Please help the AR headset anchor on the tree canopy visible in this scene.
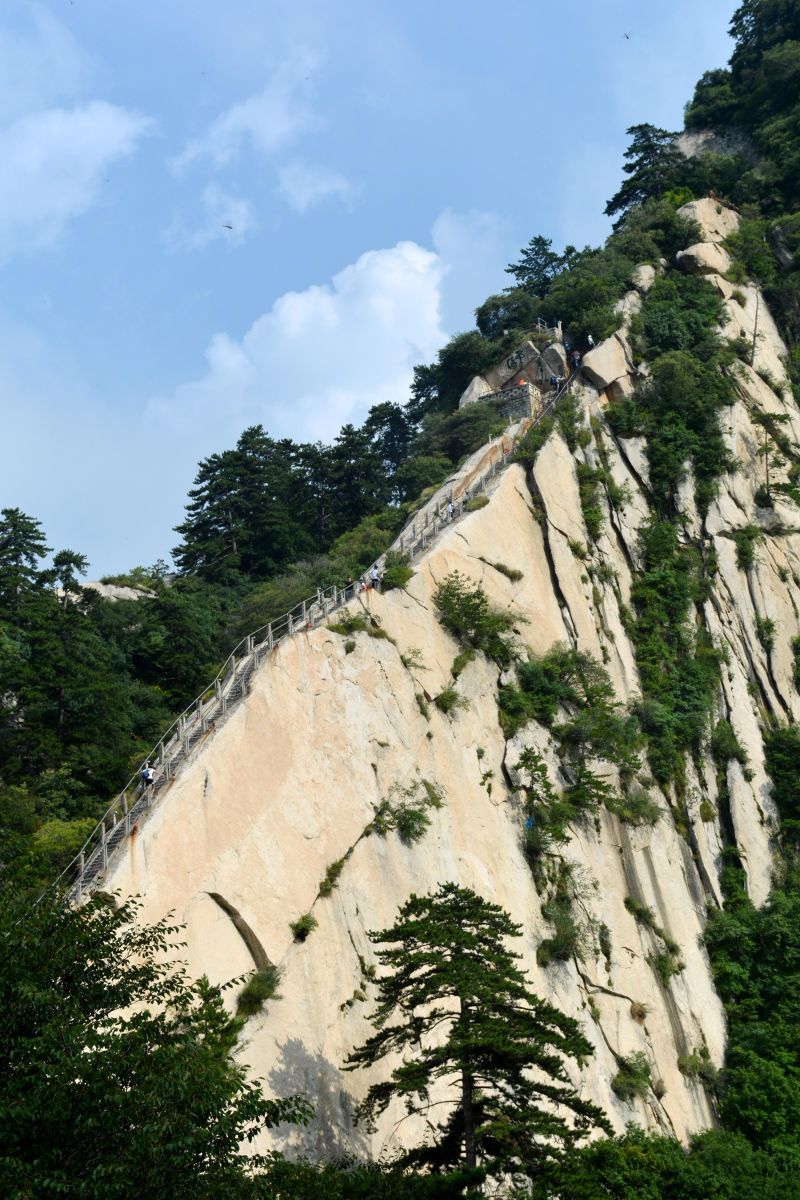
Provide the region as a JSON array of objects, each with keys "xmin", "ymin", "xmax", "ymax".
[{"xmin": 345, "ymin": 883, "xmax": 609, "ymax": 1173}]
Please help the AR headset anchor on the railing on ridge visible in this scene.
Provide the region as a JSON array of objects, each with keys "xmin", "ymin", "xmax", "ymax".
[{"xmin": 54, "ymin": 369, "xmax": 578, "ymax": 902}]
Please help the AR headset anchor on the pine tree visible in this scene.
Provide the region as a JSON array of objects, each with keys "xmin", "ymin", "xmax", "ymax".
[
  {"xmin": 345, "ymin": 883, "xmax": 609, "ymax": 1174},
  {"xmin": 604, "ymin": 125, "xmax": 685, "ymax": 222}
]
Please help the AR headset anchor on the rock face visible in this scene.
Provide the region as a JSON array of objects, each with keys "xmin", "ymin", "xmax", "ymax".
[
  {"xmin": 677, "ymin": 242, "xmax": 732, "ymax": 276},
  {"xmin": 678, "ymin": 197, "xmax": 740, "ymax": 243},
  {"xmin": 458, "ymin": 374, "xmax": 493, "ymax": 408},
  {"xmin": 582, "ymin": 331, "xmax": 635, "ymax": 393},
  {"xmin": 103, "ymin": 201, "xmax": 799, "ymax": 1164}
]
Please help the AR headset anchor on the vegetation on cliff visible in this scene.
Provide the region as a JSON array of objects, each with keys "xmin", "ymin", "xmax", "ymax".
[{"xmin": 4, "ymin": 1, "xmax": 800, "ymax": 1195}]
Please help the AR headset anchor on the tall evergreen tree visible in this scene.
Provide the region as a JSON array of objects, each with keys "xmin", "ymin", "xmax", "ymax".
[
  {"xmin": 345, "ymin": 883, "xmax": 609, "ymax": 1174},
  {"xmin": 604, "ymin": 125, "xmax": 685, "ymax": 222}
]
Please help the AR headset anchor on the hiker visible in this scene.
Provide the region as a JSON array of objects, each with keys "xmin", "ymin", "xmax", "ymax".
[
  {"xmin": 564, "ymin": 339, "xmax": 572, "ymax": 358},
  {"xmin": 370, "ymin": 565, "xmax": 381, "ymax": 592},
  {"xmin": 550, "ymin": 373, "xmax": 559, "ymax": 391},
  {"xmin": 447, "ymin": 499, "xmax": 455, "ymax": 521},
  {"xmin": 571, "ymin": 349, "xmax": 582, "ymax": 371},
  {"xmin": 344, "ymin": 575, "xmax": 354, "ymax": 600},
  {"xmin": 587, "ymin": 333, "xmax": 595, "ymax": 349},
  {"xmin": 141, "ymin": 762, "xmax": 154, "ymax": 791}
]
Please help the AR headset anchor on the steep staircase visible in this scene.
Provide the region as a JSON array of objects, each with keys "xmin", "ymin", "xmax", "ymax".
[{"xmin": 53, "ymin": 365, "xmax": 578, "ymax": 902}]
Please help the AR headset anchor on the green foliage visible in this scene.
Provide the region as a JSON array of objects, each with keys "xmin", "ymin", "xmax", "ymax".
[
  {"xmin": 319, "ymin": 857, "xmax": 347, "ymax": 898},
  {"xmin": 608, "ymin": 349, "xmax": 735, "ymax": 515},
  {"xmin": 290, "ymin": 912, "xmax": 318, "ymax": 942},
  {"xmin": 649, "ymin": 948, "xmax": 685, "ymax": 988},
  {"xmin": 434, "ymin": 687, "xmax": 470, "ymax": 716},
  {"xmin": 345, "ymin": 883, "xmax": 609, "ymax": 1172},
  {"xmin": 382, "ymin": 551, "xmax": 414, "ymax": 591},
  {"xmin": 369, "ymin": 779, "xmax": 444, "ymax": 846},
  {"xmin": 0, "ymin": 890, "xmax": 310, "ymax": 1198},
  {"xmin": 575, "ymin": 464, "xmax": 605, "ymax": 542},
  {"xmin": 513, "ymin": 416, "xmax": 554, "ymax": 468},
  {"xmin": 480, "ymin": 558, "xmax": 523, "ymax": 582},
  {"xmin": 533, "ymin": 1125, "xmax": 799, "ymax": 1200},
  {"xmin": 433, "ymin": 572, "xmax": 518, "ymax": 666},
  {"xmin": 732, "ymin": 524, "xmax": 763, "ymax": 569},
  {"xmin": 627, "ymin": 519, "xmax": 722, "ymax": 783},
  {"xmin": 710, "ymin": 719, "xmax": 750, "ymax": 768},
  {"xmin": 605, "ymin": 124, "xmax": 687, "ymax": 222},
  {"xmin": 611, "ymin": 1051, "xmax": 652, "ymax": 1101},
  {"xmin": 450, "ymin": 649, "xmax": 476, "ymax": 679},
  {"xmin": 463, "ymin": 495, "xmax": 489, "ymax": 512},
  {"xmin": 236, "ymin": 964, "xmax": 282, "ymax": 1017}
]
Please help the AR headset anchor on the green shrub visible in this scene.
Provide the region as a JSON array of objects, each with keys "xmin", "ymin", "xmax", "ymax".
[
  {"xmin": 649, "ymin": 948, "xmax": 685, "ymax": 987},
  {"xmin": 576, "ymin": 464, "xmax": 605, "ymax": 542},
  {"xmin": 344, "ymin": 639, "xmax": 356, "ymax": 654},
  {"xmin": 625, "ymin": 895, "xmax": 658, "ymax": 930},
  {"xmin": 236, "ymin": 965, "xmax": 282, "ymax": 1017},
  {"xmin": 710, "ymin": 720, "xmax": 749, "ymax": 767},
  {"xmin": 400, "ymin": 647, "xmax": 426, "ymax": 672},
  {"xmin": 513, "ymin": 416, "xmax": 554, "ymax": 468},
  {"xmin": 319, "ymin": 857, "xmax": 347, "ymax": 898},
  {"xmin": 370, "ymin": 778, "xmax": 444, "ymax": 846},
  {"xmin": 329, "ymin": 614, "xmax": 369, "ymax": 636},
  {"xmin": 415, "ymin": 693, "xmax": 431, "ymax": 720},
  {"xmin": 451, "ymin": 649, "xmax": 476, "ymax": 679},
  {"xmin": 481, "ymin": 558, "xmax": 524, "ymax": 582},
  {"xmin": 381, "ymin": 550, "xmax": 414, "ymax": 591},
  {"xmin": 753, "ymin": 484, "xmax": 773, "ymax": 508},
  {"xmin": 433, "ymin": 571, "xmax": 518, "ymax": 666},
  {"xmin": 606, "ymin": 787, "xmax": 660, "ymax": 826},
  {"xmin": 699, "ymin": 799, "xmax": 716, "ymax": 822},
  {"xmin": 732, "ymin": 525, "xmax": 763, "ymax": 570},
  {"xmin": 612, "ymin": 1052, "xmax": 652, "ymax": 1102},
  {"xmin": 464, "ymin": 495, "xmax": 490, "ymax": 512},
  {"xmin": 678, "ymin": 1047, "xmax": 719, "ymax": 1090},
  {"xmin": 434, "ymin": 687, "xmax": 469, "ymax": 715},
  {"xmin": 290, "ymin": 912, "xmax": 318, "ymax": 942},
  {"xmin": 755, "ymin": 615, "xmax": 776, "ymax": 652}
]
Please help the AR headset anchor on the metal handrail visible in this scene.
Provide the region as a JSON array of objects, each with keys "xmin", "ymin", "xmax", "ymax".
[{"xmin": 52, "ymin": 370, "xmax": 578, "ymax": 900}]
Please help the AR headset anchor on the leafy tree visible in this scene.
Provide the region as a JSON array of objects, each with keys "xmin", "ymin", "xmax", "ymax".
[
  {"xmin": 605, "ymin": 125, "xmax": 685, "ymax": 222},
  {"xmin": 0, "ymin": 888, "xmax": 310, "ymax": 1199},
  {"xmin": 345, "ymin": 882, "xmax": 608, "ymax": 1173},
  {"xmin": 474, "ymin": 289, "xmax": 539, "ymax": 340}
]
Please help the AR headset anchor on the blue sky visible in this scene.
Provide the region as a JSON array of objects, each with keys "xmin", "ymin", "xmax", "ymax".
[{"xmin": 1, "ymin": 0, "xmax": 738, "ymax": 575}]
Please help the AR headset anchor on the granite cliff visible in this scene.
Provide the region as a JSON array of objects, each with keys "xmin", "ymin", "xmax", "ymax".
[{"xmin": 103, "ymin": 199, "xmax": 799, "ymax": 1159}]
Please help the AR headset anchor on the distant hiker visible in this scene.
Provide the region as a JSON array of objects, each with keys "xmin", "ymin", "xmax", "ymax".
[
  {"xmin": 571, "ymin": 349, "xmax": 582, "ymax": 370},
  {"xmin": 556, "ymin": 373, "xmax": 565, "ymax": 390},
  {"xmin": 370, "ymin": 565, "xmax": 381, "ymax": 591},
  {"xmin": 141, "ymin": 763, "xmax": 155, "ymax": 791},
  {"xmin": 344, "ymin": 575, "xmax": 354, "ymax": 600},
  {"xmin": 447, "ymin": 499, "xmax": 455, "ymax": 521},
  {"xmin": 587, "ymin": 334, "xmax": 595, "ymax": 348},
  {"xmin": 564, "ymin": 339, "xmax": 572, "ymax": 357},
  {"xmin": 550, "ymin": 373, "xmax": 559, "ymax": 391}
]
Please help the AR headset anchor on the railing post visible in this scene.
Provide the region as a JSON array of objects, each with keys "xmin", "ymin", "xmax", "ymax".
[
  {"xmin": 301, "ymin": 601, "xmax": 306, "ymax": 624},
  {"xmin": 268, "ymin": 623, "xmax": 274, "ymax": 650},
  {"xmin": 123, "ymin": 796, "xmax": 130, "ymax": 836},
  {"xmin": 332, "ymin": 585, "xmax": 338, "ymax": 607},
  {"xmin": 215, "ymin": 679, "xmax": 222, "ymax": 701},
  {"xmin": 101, "ymin": 822, "xmax": 108, "ymax": 871},
  {"xmin": 288, "ymin": 614, "xmax": 294, "ymax": 636},
  {"xmin": 78, "ymin": 851, "xmax": 85, "ymax": 892},
  {"xmin": 246, "ymin": 635, "xmax": 254, "ymax": 654}
]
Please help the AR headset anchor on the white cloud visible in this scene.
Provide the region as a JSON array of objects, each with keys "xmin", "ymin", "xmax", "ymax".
[
  {"xmin": 166, "ymin": 184, "xmax": 257, "ymax": 250},
  {"xmin": 0, "ymin": 100, "xmax": 152, "ymax": 258},
  {"xmin": 0, "ymin": 4, "xmax": 88, "ymax": 121},
  {"xmin": 277, "ymin": 159, "xmax": 357, "ymax": 213},
  {"xmin": 173, "ymin": 51, "xmax": 319, "ymax": 172},
  {"xmin": 149, "ymin": 238, "xmax": 447, "ymax": 443}
]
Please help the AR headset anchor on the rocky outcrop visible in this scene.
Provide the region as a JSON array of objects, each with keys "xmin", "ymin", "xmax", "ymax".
[
  {"xmin": 458, "ymin": 374, "xmax": 493, "ymax": 408},
  {"xmin": 678, "ymin": 197, "xmax": 740, "ymax": 243},
  {"xmin": 582, "ymin": 331, "xmax": 636, "ymax": 393},
  {"xmin": 677, "ymin": 242, "xmax": 732, "ymax": 276}
]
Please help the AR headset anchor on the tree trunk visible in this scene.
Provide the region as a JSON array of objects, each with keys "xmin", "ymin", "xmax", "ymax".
[{"xmin": 462, "ymin": 1067, "xmax": 476, "ymax": 1169}]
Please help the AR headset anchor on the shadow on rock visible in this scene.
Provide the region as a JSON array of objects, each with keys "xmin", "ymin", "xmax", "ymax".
[{"xmin": 268, "ymin": 1037, "xmax": 370, "ymax": 1160}]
